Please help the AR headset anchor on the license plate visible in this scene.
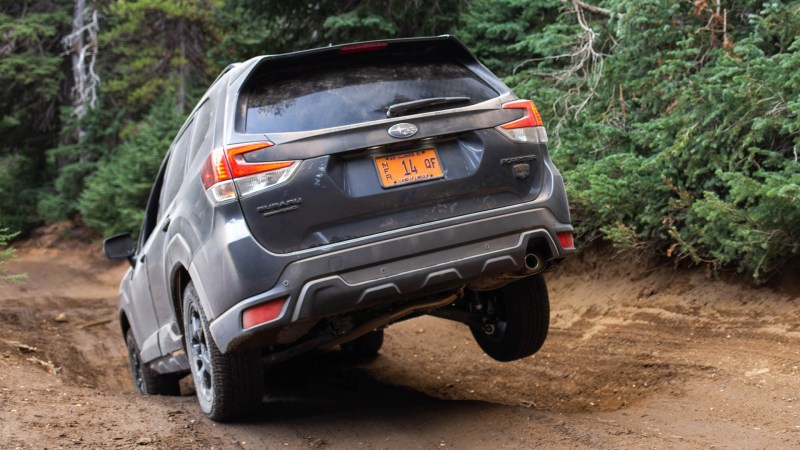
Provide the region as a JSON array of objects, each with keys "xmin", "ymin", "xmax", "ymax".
[{"xmin": 374, "ymin": 148, "xmax": 444, "ymax": 188}]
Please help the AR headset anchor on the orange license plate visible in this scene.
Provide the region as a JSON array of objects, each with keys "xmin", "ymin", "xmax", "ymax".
[{"xmin": 374, "ymin": 149, "xmax": 444, "ymax": 188}]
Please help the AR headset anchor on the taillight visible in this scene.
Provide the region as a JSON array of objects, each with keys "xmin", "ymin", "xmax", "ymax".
[
  {"xmin": 201, "ymin": 141, "xmax": 298, "ymax": 203},
  {"xmin": 226, "ymin": 142, "xmax": 294, "ymax": 177},
  {"xmin": 497, "ymin": 99, "xmax": 548, "ymax": 144},
  {"xmin": 557, "ymin": 231, "xmax": 575, "ymax": 250},
  {"xmin": 201, "ymin": 147, "xmax": 237, "ymax": 203},
  {"xmin": 242, "ymin": 297, "xmax": 287, "ymax": 330}
]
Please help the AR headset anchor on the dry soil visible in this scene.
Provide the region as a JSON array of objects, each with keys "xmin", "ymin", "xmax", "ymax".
[{"xmin": 1, "ymin": 238, "xmax": 798, "ymax": 449}]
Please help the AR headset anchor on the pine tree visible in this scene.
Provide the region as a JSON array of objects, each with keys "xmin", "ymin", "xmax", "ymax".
[
  {"xmin": 0, "ymin": 0, "xmax": 73, "ymax": 232},
  {"xmin": 78, "ymin": 95, "xmax": 183, "ymax": 236},
  {"xmin": 0, "ymin": 228, "xmax": 25, "ymax": 283},
  {"xmin": 102, "ymin": 0, "xmax": 220, "ymax": 116}
]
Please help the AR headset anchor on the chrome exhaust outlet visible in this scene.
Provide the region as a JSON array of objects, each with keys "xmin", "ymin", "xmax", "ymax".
[{"xmin": 524, "ymin": 253, "xmax": 545, "ymax": 274}]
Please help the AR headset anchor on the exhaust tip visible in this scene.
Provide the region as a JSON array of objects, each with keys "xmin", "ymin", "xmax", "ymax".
[{"xmin": 524, "ymin": 253, "xmax": 544, "ymax": 273}]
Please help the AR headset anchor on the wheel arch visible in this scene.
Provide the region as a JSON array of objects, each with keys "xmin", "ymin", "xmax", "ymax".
[
  {"xmin": 172, "ymin": 265, "xmax": 192, "ymax": 337},
  {"xmin": 120, "ymin": 309, "xmax": 131, "ymax": 338},
  {"xmin": 164, "ymin": 232, "xmax": 194, "ymax": 337}
]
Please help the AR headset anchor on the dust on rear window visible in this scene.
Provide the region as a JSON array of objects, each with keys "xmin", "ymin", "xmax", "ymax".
[{"xmin": 242, "ymin": 56, "xmax": 499, "ymax": 134}]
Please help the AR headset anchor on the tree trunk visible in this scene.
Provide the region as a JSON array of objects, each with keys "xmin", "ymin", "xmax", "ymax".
[{"xmin": 70, "ymin": 0, "xmax": 86, "ymax": 143}]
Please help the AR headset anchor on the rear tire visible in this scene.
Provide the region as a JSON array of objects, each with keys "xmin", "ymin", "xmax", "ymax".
[
  {"xmin": 470, "ymin": 275, "xmax": 550, "ymax": 362},
  {"xmin": 340, "ymin": 329, "xmax": 384, "ymax": 360},
  {"xmin": 125, "ymin": 329, "xmax": 180, "ymax": 395},
  {"xmin": 183, "ymin": 282, "xmax": 263, "ymax": 421}
]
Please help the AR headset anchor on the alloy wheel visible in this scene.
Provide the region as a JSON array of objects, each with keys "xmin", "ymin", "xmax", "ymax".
[{"xmin": 188, "ymin": 303, "xmax": 214, "ymax": 403}]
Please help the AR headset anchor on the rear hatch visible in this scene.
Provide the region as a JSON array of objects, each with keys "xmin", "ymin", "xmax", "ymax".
[{"xmin": 231, "ymin": 37, "xmax": 547, "ymax": 254}]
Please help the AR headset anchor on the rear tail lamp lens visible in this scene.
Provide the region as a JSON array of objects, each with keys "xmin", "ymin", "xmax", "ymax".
[
  {"xmin": 236, "ymin": 164, "xmax": 298, "ymax": 198},
  {"xmin": 201, "ymin": 148, "xmax": 237, "ymax": 203},
  {"xmin": 557, "ymin": 231, "xmax": 575, "ymax": 250},
  {"xmin": 497, "ymin": 100, "xmax": 547, "ymax": 144},
  {"xmin": 201, "ymin": 141, "xmax": 298, "ymax": 203},
  {"xmin": 242, "ymin": 297, "xmax": 287, "ymax": 330},
  {"xmin": 501, "ymin": 100, "xmax": 543, "ymax": 128},
  {"xmin": 499, "ymin": 127, "xmax": 539, "ymax": 144},
  {"xmin": 225, "ymin": 142, "xmax": 293, "ymax": 177},
  {"xmin": 201, "ymin": 147, "xmax": 231, "ymax": 190}
]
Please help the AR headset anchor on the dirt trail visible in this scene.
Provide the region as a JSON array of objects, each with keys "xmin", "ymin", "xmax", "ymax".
[{"xmin": 1, "ymin": 240, "xmax": 799, "ymax": 449}]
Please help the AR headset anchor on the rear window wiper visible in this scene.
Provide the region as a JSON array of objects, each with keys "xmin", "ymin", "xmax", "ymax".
[{"xmin": 386, "ymin": 96, "xmax": 471, "ymax": 118}]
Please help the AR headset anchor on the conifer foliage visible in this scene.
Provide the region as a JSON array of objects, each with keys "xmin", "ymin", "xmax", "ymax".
[
  {"xmin": 462, "ymin": 0, "xmax": 800, "ymax": 280},
  {"xmin": 0, "ymin": 0, "xmax": 797, "ymax": 280}
]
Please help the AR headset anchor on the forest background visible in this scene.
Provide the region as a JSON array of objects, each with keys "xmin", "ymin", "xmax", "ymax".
[{"xmin": 0, "ymin": 0, "xmax": 798, "ymax": 282}]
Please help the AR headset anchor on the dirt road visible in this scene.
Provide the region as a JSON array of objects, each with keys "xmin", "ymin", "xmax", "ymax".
[{"xmin": 1, "ymin": 240, "xmax": 798, "ymax": 449}]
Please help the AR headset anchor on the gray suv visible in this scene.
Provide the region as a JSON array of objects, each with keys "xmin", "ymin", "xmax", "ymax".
[{"xmin": 104, "ymin": 36, "xmax": 574, "ymax": 421}]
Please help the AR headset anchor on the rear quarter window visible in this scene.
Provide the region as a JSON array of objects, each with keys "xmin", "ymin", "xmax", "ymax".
[{"xmin": 241, "ymin": 56, "xmax": 499, "ymax": 134}]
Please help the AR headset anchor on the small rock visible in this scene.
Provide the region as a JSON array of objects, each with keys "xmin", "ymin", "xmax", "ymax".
[
  {"xmin": 15, "ymin": 343, "xmax": 37, "ymax": 353},
  {"xmin": 306, "ymin": 437, "xmax": 328, "ymax": 448},
  {"xmin": 745, "ymin": 368, "xmax": 769, "ymax": 377},
  {"xmin": 54, "ymin": 313, "xmax": 68, "ymax": 323}
]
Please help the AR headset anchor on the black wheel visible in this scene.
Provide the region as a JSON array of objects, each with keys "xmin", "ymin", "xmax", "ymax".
[
  {"xmin": 340, "ymin": 329, "xmax": 384, "ymax": 360},
  {"xmin": 125, "ymin": 328, "xmax": 180, "ymax": 395},
  {"xmin": 470, "ymin": 275, "xmax": 550, "ymax": 362},
  {"xmin": 183, "ymin": 282, "xmax": 263, "ymax": 421}
]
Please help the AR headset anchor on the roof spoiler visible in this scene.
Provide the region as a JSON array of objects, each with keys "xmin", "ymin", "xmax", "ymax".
[{"xmin": 246, "ymin": 35, "xmax": 481, "ymax": 76}]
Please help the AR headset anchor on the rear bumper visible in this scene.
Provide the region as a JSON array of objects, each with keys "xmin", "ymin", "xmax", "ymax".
[{"xmin": 208, "ymin": 206, "xmax": 573, "ymax": 353}]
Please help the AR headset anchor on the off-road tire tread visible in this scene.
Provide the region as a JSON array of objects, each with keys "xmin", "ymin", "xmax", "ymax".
[
  {"xmin": 125, "ymin": 329, "xmax": 180, "ymax": 396},
  {"xmin": 471, "ymin": 275, "xmax": 550, "ymax": 362},
  {"xmin": 340, "ymin": 329, "xmax": 384, "ymax": 359},
  {"xmin": 183, "ymin": 282, "xmax": 263, "ymax": 421}
]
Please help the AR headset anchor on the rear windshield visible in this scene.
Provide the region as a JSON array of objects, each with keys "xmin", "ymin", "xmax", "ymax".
[{"xmin": 241, "ymin": 54, "xmax": 499, "ymax": 134}]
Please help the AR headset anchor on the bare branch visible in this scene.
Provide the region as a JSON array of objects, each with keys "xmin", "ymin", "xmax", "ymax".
[
  {"xmin": 518, "ymin": 1, "xmax": 622, "ymax": 145},
  {"xmin": 0, "ymin": 31, "xmax": 15, "ymax": 58},
  {"xmin": 572, "ymin": 0, "xmax": 623, "ymax": 19}
]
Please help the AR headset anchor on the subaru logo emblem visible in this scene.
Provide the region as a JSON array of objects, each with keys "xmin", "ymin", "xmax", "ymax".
[{"xmin": 388, "ymin": 123, "xmax": 418, "ymax": 139}]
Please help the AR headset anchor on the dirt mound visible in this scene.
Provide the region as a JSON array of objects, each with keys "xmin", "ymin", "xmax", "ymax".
[{"xmin": 0, "ymin": 238, "xmax": 131, "ymax": 394}]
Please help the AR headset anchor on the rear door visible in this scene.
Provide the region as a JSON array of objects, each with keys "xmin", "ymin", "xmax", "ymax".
[
  {"xmin": 127, "ymin": 159, "xmax": 169, "ymax": 362},
  {"xmin": 146, "ymin": 119, "xmax": 193, "ymax": 355}
]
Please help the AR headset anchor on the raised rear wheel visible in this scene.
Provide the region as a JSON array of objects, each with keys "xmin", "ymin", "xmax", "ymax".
[{"xmin": 470, "ymin": 275, "xmax": 550, "ymax": 362}]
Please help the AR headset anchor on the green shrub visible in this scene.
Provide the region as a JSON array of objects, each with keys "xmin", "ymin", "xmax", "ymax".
[
  {"xmin": 463, "ymin": 0, "xmax": 800, "ymax": 280},
  {"xmin": 79, "ymin": 97, "xmax": 183, "ymax": 237},
  {"xmin": 39, "ymin": 98, "xmax": 123, "ymax": 222},
  {"xmin": 0, "ymin": 154, "xmax": 42, "ymax": 233},
  {"xmin": 0, "ymin": 228, "xmax": 25, "ymax": 283}
]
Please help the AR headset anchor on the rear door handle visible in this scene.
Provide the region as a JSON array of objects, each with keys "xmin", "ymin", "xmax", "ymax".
[{"xmin": 161, "ymin": 217, "xmax": 171, "ymax": 232}]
